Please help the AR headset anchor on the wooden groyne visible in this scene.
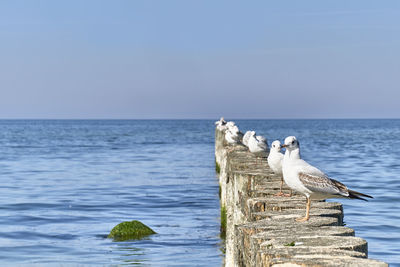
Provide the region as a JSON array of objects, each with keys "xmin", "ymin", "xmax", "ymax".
[{"xmin": 215, "ymin": 128, "xmax": 387, "ymax": 267}]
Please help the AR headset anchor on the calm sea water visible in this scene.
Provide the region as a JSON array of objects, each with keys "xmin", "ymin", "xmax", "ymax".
[
  {"xmin": 0, "ymin": 120, "xmax": 221, "ymax": 266},
  {"xmin": 0, "ymin": 119, "xmax": 398, "ymax": 266},
  {"xmin": 238, "ymin": 119, "xmax": 400, "ymax": 266}
]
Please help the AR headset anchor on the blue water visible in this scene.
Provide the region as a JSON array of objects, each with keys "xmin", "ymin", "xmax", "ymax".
[
  {"xmin": 0, "ymin": 120, "xmax": 221, "ymax": 266},
  {"xmin": 237, "ymin": 119, "xmax": 400, "ymax": 266},
  {"xmin": 0, "ymin": 119, "xmax": 398, "ymax": 265}
]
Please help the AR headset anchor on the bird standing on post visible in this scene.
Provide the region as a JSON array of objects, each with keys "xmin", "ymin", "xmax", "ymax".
[
  {"xmin": 281, "ymin": 136, "xmax": 372, "ymax": 222},
  {"xmin": 242, "ymin": 131, "xmax": 252, "ymax": 147},
  {"xmin": 224, "ymin": 122, "xmax": 243, "ymax": 151},
  {"xmin": 248, "ymin": 131, "xmax": 268, "ymax": 165},
  {"xmin": 268, "ymin": 140, "xmax": 292, "ymax": 197}
]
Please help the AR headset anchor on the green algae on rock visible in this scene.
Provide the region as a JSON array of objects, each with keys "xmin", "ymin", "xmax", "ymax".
[
  {"xmin": 284, "ymin": 241, "xmax": 296, "ymax": 247},
  {"xmin": 215, "ymin": 160, "xmax": 221, "ymax": 174},
  {"xmin": 108, "ymin": 220, "xmax": 156, "ymax": 241},
  {"xmin": 220, "ymin": 205, "xmax": 227, "ymax": 239}
]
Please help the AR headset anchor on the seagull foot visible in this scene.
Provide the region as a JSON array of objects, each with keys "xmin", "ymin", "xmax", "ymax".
[
  {"xmin": 274, "ymin": 191, "xmax": 291, "ymax": 197},
  {"xmin": 295, "ymin": 216, "xmax": 310, "ymax": 222}
]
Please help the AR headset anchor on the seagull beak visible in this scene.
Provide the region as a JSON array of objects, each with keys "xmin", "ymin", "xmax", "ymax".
[{"xmin": 281, "ymin": 144, "xmax": 287, "ymax": 148}]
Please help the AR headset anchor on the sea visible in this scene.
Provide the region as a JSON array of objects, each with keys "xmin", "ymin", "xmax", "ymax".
[{"xmin": 0, "ymin": 119, "xmax": 398, "ymax": 266}]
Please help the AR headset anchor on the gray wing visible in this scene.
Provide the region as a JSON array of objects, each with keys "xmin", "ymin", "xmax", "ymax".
[
  {"xmin": 298, "ymin": 172, "xmax": 349, "ymax": 197},
  {"xmin": 259, "ymin": 141, "xmax": 268, "ymax": 151},
  {"xmin": 256, "ymin": 136, "xmax": 268, "ymax": 151}
]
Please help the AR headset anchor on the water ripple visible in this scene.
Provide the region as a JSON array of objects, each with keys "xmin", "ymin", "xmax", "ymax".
[{"xmin": 0, "ymin": 119, "xmax": 397, "ymax": 265}]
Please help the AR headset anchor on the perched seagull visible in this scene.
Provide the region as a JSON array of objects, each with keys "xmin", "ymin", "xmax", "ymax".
[
  {"xmin": 225, "ymin": 129, "xmax": 240, "ymax": 145},
  {"xmin": 226, "ymin": 121, "xmax": 236, "ymax": 129},
  {"xmin": 224, "ymin": 124, "xmax": 243, "ymax": 152},
  {"xmin": 215, "ymin": 117, "xmax": 227, "ymax": 131},
  {"xmin": 268, "ymin": 140, "xmax": 292, "ymax": 197},
  {"xmin": 242, "ymin": 131, "xmax": 252, "ymax": 147},
  {"xmin": 248, "ymin": 131, "xmax": 269, "ymax": 164},
  {"xmin": 215, "ymin": 117, "xmax": 226, "ymax": 126},
  {"xmin": 281, "ymin": 136, "xmax": 372, "ymax": 222},
  {"xmin": 256, "ymin": 134, "xmax": 267, "ymax": 144}
]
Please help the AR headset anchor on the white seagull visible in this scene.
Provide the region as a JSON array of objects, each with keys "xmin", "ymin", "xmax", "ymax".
[
  {"xmin": 268, "ymin": 140, "xmax": 292, "ymax": 197},
  {"xmin": 242, "ymin": 131, "xmax": 252, "ymax": 147},
  {"xmin": 215, "ymin": 117, "xmax": 227, "ymax": 131},
  {"xmin": 225, "ymin": 129, "xmax": 240, "ymax": 145},
  {"xmin": 226, "ymin": 121, "xmax": 236, "ymax": 129},
  {"xmin": 248, "ymin": 131, "xmax": 269, "ymax": 164},
  {"xmin": 224, "ymin": 124, "xmax": 243, "ymax": 151},
  {"xmin": 281, "ymin": 136, "xmax": 372, "ymax": 222},
  {"xmin": 215, "ymin": 117, "xmax": 226, "ymax": 126}
]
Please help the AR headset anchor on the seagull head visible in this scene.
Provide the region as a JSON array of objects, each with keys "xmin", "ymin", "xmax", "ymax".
[
  {"xmin": 226, "ymin": 121, "xmax": 235, "ymax": 128},
  {"xmin": 282, "ymin": 136, "xmax": 299, "ymax": 151},
  {"xmin": 271, "ymin": 140, "xmax": 282, "ymax": 151}
]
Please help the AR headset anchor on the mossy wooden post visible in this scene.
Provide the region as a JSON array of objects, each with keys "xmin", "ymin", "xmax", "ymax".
[{"xmin": 108, "ymin": 220, "xmax": 156, "ymax": 241}]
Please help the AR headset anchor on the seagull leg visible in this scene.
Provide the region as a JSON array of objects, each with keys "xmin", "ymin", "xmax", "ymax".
[
  {"xmin": 282, "ymin": 188, "xmax": 293, "ymax": 197},
  {"xmin": 253, "ymin": 157, "xmax": 259, "ymax": 166},
  {"xmin": 275, "ymin": 178, "xmax": 292, "ymax": 197},
  {"xmin": 286, "ymin": 189, "xmax": 293, "ymax": 197},
  {"xmin": 226, "ymin": 147, "xmax": 235, "ymax": 153},
  {"xmin": 274, "ymin": 178, "xmax": 285, "ymax": 196},
  {"xmin": 296, "ymin": 197, "xmax": 311, "ymax": 222}
]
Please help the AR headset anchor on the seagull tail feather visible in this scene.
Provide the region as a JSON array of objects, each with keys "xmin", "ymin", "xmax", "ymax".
[{"xmin": 348, "ymin": 189, "xmax": 373, "ymax": 201}]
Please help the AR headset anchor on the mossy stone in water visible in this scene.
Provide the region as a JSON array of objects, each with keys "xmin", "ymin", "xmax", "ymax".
[{"xmin": 108, "ymin": 220, "xmax": 156, "ymax": 241}]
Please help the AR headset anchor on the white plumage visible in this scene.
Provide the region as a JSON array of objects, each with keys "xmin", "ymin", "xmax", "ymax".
[
  {"xmin": 242, "ymin": 131, "xmax": 252, "ymax": 147},
  {"xmin": 248, "ymin": 132, "xmax": 268, "ymax": 154},
  {"xmin": 268, "ymin": 140, "xmax": 291, "ymax": 196},
  {"xmin": 225, "ymin": 129, "xmax": 240, "ymax": 144},
  {"xmin": 248, "ymin": 132, "xmax": 268, "ymax": 165},
  {"xmin": 267, "ymin": 140, "xmax": 283, "ymax": 174},
  {"xmin": 224, "ymin": 122, "xmax": 241, "ymax": 145},
  {"xmin": 282, "ymin": 136, "xmax": 372, "ymax": 222},
  {"xmin": 215, "ymin": 117, "xmax": 227, "ymax": 131}
]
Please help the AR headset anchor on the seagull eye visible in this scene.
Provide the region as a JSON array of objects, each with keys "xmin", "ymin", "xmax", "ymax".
[{"xmin": 291, "ymin": 140, "xmax": 295, "ymax": 144}]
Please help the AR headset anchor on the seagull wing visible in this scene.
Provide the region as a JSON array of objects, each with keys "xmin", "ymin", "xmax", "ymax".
[
  {"xmin": 256, "ymin": 136, "xmax": 268, "ymax": 150},
  {"xmin": 259, "ymin": 141, "xmax": 268, "ymax": 151},
  {"xmin": 298, "ymin": 172, "xmax": 349, "ymax": 197}
]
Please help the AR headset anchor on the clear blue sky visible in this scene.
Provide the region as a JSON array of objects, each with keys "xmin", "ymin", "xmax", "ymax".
[{"xmin": 1, "ymin": 1, "xmax": 399, "ymax": 119}]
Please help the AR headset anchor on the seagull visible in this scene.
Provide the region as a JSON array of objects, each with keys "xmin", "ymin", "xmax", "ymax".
[
  {"xmin": 248, "ymin": 131, "xmax": 268, "ymax": 165},
  {"xmin": 268, "ymin": 140, "xmax": 292, "ymax": 197},
  {"xmin": 215, "ymin": 117, "xmax": 227, "ymax": 131},
  {"xmin": 215, "ymin": 117, "xmax": 226, "ymax": 126},
  {"xmin": 224, "ymin": 123, "xmax": 243, "ymax": 153},
  {"xmin": 281, "ymin": 136, "xmax": 372, "ymax": 222},
  {"xmin": 226, "ymin": 121, "xmax": 236, "ymax": 129},
  {"xmin": 242, "ymin": 131, "xmax": 252, "ymax": 147},
  {"xmin": 225, "ymin": 128, "xmax": 240, "ymax": 145}
]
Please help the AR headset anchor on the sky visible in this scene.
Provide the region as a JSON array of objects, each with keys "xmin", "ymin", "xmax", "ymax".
[{"xmin": 0, "ymin": 1, "xmax": 399, "ymax": 119}]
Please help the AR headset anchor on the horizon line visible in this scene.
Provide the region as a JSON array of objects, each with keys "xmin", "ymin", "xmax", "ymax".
[{"xmin": 0, "ymin": 117, "xmax": 399, "ymax": 120}]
